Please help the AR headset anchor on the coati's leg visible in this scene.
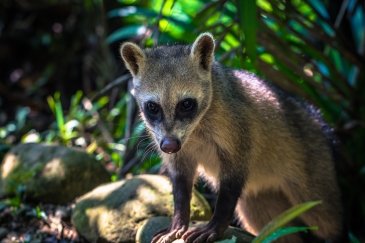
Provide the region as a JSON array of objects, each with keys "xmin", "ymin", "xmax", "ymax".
[
  {"xmin": 151, "ymin": 157, "xmax": 196, "ymax": 243},
  {"xmin": 182, "ymin": 177, "xmax": 244, "ymax": 243},
  {"xmin": 236, "ymin": 189, "xmax": 304, "ymax": 243}
]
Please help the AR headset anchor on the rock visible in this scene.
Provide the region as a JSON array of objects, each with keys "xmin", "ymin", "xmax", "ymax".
[
  {"xmin": 72, "ymin": 174, "xmax": 212, "ymax": 243},
  {"xmin": 136, "ymin": 216, "xmax": 171, "ymax": 243},
  {"xmin": 0, "ymin": 143, "xmax": 110, "ymax": 204},
  {"xmin": 136, "ymin": 216, "xmax": 254, "ymax": 243}
]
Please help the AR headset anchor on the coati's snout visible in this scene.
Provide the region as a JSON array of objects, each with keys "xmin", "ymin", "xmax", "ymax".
[{"xmin": 160, "ymin": 137, "xmax": 181, "ymax": 154}]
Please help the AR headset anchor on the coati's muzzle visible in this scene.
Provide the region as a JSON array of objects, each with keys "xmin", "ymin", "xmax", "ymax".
[{"xmin": 160, "ymin": 137, "xmax": 181, "ymax": 154}]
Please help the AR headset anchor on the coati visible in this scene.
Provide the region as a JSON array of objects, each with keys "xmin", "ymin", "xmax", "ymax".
[{"xmin": 120, "ymin": 33, "xmax": 343, "ymax": 243}]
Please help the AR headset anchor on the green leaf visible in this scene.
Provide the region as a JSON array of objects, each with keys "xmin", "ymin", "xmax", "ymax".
[
  {"xmin": 54, "ymin": 94, "xmax": 65, "ymax": 137},
  {"xmin": 195, "ymin": 1, "xmax": 222, "ymax": 26},
  {"xmin": 106, "ymin": 25, "xmax": 146, "ymax": 44},
  {"xmin": 107, "ymin": 6, "xmax": 157, "ymax": 18},
  {"xmin": 349, "ymin": 232, "xmax": 361, "ymax": 243},
  {"xmin": 47, "ymin": 96, "xmax": 55, "ymax": 114},
  {"xmin": 253, "ymin": 201, "xmax": 321, "ymax": 243},
  {"xmin": 262, "ymin": 226, "xmax": 318, "ymax": 243},
  {"xmin": 260, "ymin": 53, "xmax": 275, "ymax": 64},
  {"xmin": 94, "ymin": 96, "xmax": 109, "ymax": 110},
  {"xmin": 307, "ymin": 0, "xmax": 330, "ymax": 19},
  {"xmin": 69, "ymin": 90, "xmax": 83, "ymax": 117},
  {"xmin": 33, "ymin": 206, "xmax": 47, "ymax": 220},
  {"xmin": 236, "ymin": 0, "xmax": 257, "ymax": 65},
  {"xmin": 257, "ymin": 0, "xmax": 272, "ymax": 12}
]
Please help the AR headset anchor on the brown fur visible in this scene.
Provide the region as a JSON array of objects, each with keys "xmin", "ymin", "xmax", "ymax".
[{"xmin": 120, "ymin": 33, "xmax": 343, "ymax": 243}]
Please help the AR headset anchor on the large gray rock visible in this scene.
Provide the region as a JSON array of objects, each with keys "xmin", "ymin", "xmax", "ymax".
[
  {"xmin": 72, "ymin": 174, "xmax": 212, "ymax": 243},
  {"xmin": 136, "ymin": 216, "xmax": 255, "ymax": 243},
  {"xmin": 0, "ymin": 143, "xmax": 110, "ymax": 203}
]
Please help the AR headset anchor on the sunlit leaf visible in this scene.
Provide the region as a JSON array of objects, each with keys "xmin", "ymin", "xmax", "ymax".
[
  {"xmin": 257, "ymin": 0, "xmax": 272, "ymax": 12},
  {"xmin": 260, "ymin": 53, "xmax": 275, "ymax": 64}
]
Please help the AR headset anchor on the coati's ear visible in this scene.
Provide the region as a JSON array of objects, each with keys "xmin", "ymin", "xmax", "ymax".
[
  {"xmin": 120, "ymin": 42, "xmax": 145, "ymax": 77},
  {"xmin": 190, "ymin": 33, "xmax": 215, "ymax": 71}
]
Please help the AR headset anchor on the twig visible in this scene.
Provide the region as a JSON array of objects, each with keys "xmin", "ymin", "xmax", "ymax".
[
  {"xmin": 90, "ymin": 74, "xmax": 130, "ymax": 101},
  {"xmin": 119, "ymin": 156, "xmax": 140, "ymax": 177}
]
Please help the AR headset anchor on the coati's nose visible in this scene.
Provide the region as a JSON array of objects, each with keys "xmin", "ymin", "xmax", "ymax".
[{"xmin": 160, "ymin": 137, "xmax": 181, "ymax": 154}]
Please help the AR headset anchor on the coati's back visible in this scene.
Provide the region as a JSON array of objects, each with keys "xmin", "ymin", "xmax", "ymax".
[
  {"xmin": 120, "ymin": 33, "xmax": 343, "ymax": 243},
  {"xmin": 208, "ymin": 69, "xmax": 343, "ymax": 240}
]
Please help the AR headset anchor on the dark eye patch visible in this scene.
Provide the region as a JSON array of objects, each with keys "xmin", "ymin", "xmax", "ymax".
[
  {"xmin": 175, "ymin": 98, "xmax": 197, "ymax": 120},
  {"xmin": 144, "ymin": 101, "xmax": 163, "ymax": 122}
]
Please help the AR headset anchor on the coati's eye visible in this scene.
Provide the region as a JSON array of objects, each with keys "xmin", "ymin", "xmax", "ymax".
[
  {"xmin": 176, "ymin": 98, "xmax": 197, "ymax": 120},
  {"xmin": 144, "ymin": 101, "xmax": 162, "ymax": 122},
  {"xmin": 180, "ymin": 99, "xmax": 195, "ymax": 112},
  {"xmin": 146, "ymin": 101, "xmax": 160, "ymax": 114}
]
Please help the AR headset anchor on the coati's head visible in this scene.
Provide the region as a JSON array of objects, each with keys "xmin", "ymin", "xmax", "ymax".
[{"xmin": 120, "ymin": 33, "xmax": 215, "ymax": 154}]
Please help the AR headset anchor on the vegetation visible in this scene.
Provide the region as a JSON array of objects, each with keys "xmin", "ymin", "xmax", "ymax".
[{"xmin": 0, "ymin": 0, "xmax": 364, "ymax": 242}]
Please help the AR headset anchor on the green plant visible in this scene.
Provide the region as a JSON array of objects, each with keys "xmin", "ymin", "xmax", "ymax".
[
  {"xmin": 47, "ymin": 92, "xmax": 75, "ymax": 144},
  {"xmin": 42, "ymin": 89, "xmax": 156, "ymax": 177},
  {"xmin": 253, "ymin": 201, "xmax": 320, "ymax": 243}
]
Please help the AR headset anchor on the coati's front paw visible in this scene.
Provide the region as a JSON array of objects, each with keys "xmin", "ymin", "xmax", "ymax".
[
  {"xmin": 182, "ymin": 223, "xmax": 223, "ymax": 243},
  {"xmin": 151, "ymin": 225, "xmax": 188, "ymax": 243}
]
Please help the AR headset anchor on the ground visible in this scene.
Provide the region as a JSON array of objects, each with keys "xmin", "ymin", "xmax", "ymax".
[{"xmin": 0, "ymin": 202, "xmax": 85, "ymax": 243}]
